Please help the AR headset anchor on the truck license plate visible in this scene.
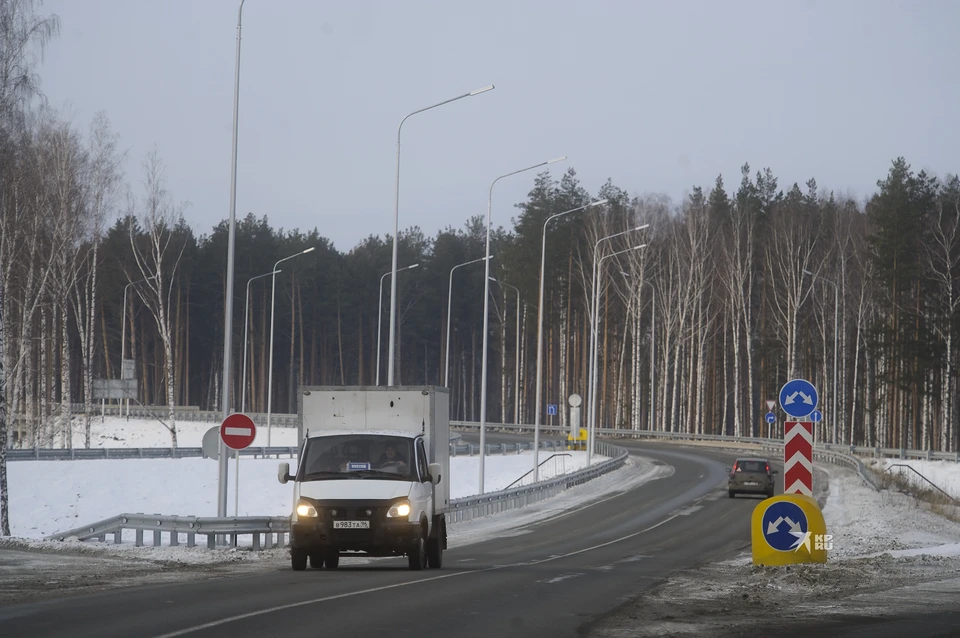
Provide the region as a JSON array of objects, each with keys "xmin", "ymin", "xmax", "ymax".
[{"xmin": 333, "ymin": 521, "xmax": 370, "ymax": 529}]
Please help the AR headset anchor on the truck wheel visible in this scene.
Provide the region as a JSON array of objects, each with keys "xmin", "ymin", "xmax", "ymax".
[
  {"xmin": 427, "ymin": 537, "xmax": 442, "ymax": 569},
  {"xmin": 408, "ymin": 528, "xmax": 427, "ymax": 571},
  {"xmin": 291, "ymin": 548, "xmax": 307, "ymax": 571},
  {"xmin": 309, "ymin": 553, "xmax": 325, "ymax": 569},
  {"xmin": 324, "ymin": 550, "xmax": 340, "ymax": 569}
]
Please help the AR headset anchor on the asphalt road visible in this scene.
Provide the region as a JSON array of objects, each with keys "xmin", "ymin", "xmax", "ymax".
[{"xmin": 1, "ymin": 440, "xmax": 759, "ymax": 638}]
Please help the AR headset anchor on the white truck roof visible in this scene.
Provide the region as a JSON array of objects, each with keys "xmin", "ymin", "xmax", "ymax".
[{"xmin": 305, "ymin": 429, "xmax": 419, "ymax": 440}]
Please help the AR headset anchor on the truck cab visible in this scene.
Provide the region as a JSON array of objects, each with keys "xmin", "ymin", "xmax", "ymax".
[{"xmin": 278, "ymin": 387, "xmax": 449, "ymax": 571}]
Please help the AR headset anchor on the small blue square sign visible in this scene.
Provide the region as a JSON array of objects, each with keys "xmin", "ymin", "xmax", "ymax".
[{"xmin": 547, "ymin": 404, "xmax": 558, "ymax": 416}]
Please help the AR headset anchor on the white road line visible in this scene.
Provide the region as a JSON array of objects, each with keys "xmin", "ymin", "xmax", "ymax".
[
  {"xmin": 538, "ymin": 573, "xmax": 584, "ymax": 584},
  {"xmin": 457, "ymin": 558, "xmax": 476, "ymax": 562},
  {"xmin": 616, "ymin": 554, "xmax": 651, "ymax": 563},
  {"xmin": 153, "ymin": 514, "xmax": 682, "ymax": 637}
]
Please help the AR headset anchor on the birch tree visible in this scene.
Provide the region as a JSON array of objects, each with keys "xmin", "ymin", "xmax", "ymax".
[{"xmin": 127, "ymin": 151, "xmax": 186, "ymax": 449}]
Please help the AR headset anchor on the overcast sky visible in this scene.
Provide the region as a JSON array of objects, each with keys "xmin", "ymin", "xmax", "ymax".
[{"xmin": 43, "ymin": 0, "xmax": 958, "ymax": 251}]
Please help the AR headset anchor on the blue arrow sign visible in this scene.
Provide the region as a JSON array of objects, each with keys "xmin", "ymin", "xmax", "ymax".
[
  {"xmin": 765, "ymin": 412, "xmax": 776, "ymax": 424},
  {"xmin": 810, "ymin": 410, "xmax": 823, "ymax": 423},
  {"xmin": 546, "ymin": 404, "xmax": 558, "ymax": 416},
  {"xmin": 778, "ymin": 378, "xmax": 819, "ymax": 418},
  {"xmin": 761, "ymin": 501, "xmax": 808, "ymax": 552}
]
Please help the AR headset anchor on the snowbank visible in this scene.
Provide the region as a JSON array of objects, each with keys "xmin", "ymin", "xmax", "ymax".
[
  {"xmin": 869, "ymin": 457, "xmax": 960, "ymax": 501},
  {"xmin": 59, "ymin": 416, "xmax": 300, "ymax": 449},
  {"xmin": 7, "ymin": 450, "xmax": 603, "ymax": 539}
]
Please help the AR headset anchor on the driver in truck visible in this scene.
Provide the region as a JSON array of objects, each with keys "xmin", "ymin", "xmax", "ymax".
[{"xmin": 377, "ymin": 443, "xmax": 408, "ymax": 470}]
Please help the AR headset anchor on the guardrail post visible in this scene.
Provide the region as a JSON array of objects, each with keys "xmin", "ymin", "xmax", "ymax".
[
  {"xmin": 153, "ymin": 530, "xmax": 162, "ymax": 547},
  {"xmin": 926, "ymin": 449, "xmax": 932, "ymax": 461},
  {"xmin": 114, "ymin": 531, "xmax": 122, "ymax": 544},
  {"xmin": 900, "ymin": 448, "xmax": 906, "ymax": 459},
  {"xmin": 252, "ymin": 533, "xmax": 261, "ymax": 551},
  {"xmin": 207, "ymin": 534, "xmax": 215, "ymax": 549},
  {"xmin": 187, "ymin": 533, "xmax": 196, "ymax": 548},
  {"xmin": 501, "ymin": 443, "xmax": 506, "ymax": 455},
  {"xmin": 170, "ymin": 531, "xmax": 179, "ymax": 547},
  {"xmin": 135, "ymin": 529, "xmax": 143, "ymax": 547}
]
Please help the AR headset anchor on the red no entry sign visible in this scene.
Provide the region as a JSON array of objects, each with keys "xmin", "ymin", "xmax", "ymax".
[{"xmin": 220, "ymin": 413, "xmax": 257, "ymax": 450}]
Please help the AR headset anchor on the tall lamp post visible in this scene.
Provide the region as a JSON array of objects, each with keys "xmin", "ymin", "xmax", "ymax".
[
  {"xmin": 588, "ymin": 244, "xmax": 647, "ymax": 463},
  {"xmin": 241, "ymin": 270, "xmax": 279, "ymax": 413},
  {"xmin": 639, "ymin": 279, "xmax": 656, "ymax": 432},
  {"xmin": 479, "ymin": 156, "xmax": 566, "ymax": 494},
  {"xmin": 217, "ymin": 0, "xmax": 246, "ymax": 520},
  {"xmin": 445, "ymin": 256, "xmax": 489, "ymax": 387},
  {"xmin": 587, "ymin": 226, "xmax": 649, "ymax": 457},
  {"xmin": 803, "ymin": 269, "xmax": 839, "ymax": 444},
  {"xmin": 489, "ymin": 277, "xmax": 521, "ymax": 424},
  {"xmin": 266, "ymin": 247, "xmax": 315, "ymax": 445},
  {"xmin": 387, "ymin": 84, "xmax": 495, "ymax": 387},
  {"xmin": 533, "ymin": 199, "xmax": 607, "ymax": 479},
  {"xmin": 376, "ymin": 263, "xmax": 420, "ymax": 386},
  {"xmin": 121, "ymin": 275, "xmax": 157, "ymax": 419}
]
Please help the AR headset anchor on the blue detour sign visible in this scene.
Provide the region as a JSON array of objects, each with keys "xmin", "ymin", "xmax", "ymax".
[
  {"xmin": 810, "ymin": 410, "xmax": 823, "ymax": 422},
  {"xmin": 761, "ymin": 501, "xmax": 807, "ymax": 551},
  {"xmin": 765, "ymin": 412, "xmax": 776, "ymax": 424},
  {"xmin": 752, "ymin": 494, "xmax": 828, "ymax": 566},
  {"xmin": 779, "ymin": 378, "xmax": 819, "ymax": 418},
  {"xmin": 546, "ymin": 404, "xmax": 558, "ymax": 416}
]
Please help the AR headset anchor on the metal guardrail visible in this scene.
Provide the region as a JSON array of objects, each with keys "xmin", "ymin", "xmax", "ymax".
[
  {"xmin": 885, "ymin": 464, "xmax": 958, "ymax": 502},
  {"xmin": 45, "ymin": 514, "xmax": 289, "ymax": 550},
  {"xmin": 45, "ymin": 440, "xmax": 630, "ymax": 549},
  {"xmin": 445, "ymin": 441, "xmax": 629, "ymax": 523},
  {"xmin": 7, "ymin": 446, "xmax": 300, "ymax": 461}
]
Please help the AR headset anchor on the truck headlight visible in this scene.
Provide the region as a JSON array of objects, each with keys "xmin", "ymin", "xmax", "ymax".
[
  {"xmin": 296, "ymin": 500, "xmax": 318, "ymax": 518},
  {"xmin": 386, "ymin": 500, "xmax": 411, "ymax": 518}
]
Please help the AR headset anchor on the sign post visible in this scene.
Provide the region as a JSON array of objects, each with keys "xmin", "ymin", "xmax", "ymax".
[
  {"xmin": 220, "ymin": 414, "xmax": 257, "ymax": 517},
  {"xmin": 779, "ymin": 379, "xmax": 818, "ymax": 497}
]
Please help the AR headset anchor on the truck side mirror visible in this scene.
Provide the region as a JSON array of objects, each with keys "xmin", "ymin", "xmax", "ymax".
[
  {"xmin": 278, "ymin": 462, "xmax": 291, "ymax": 484},
  {"xmin": 428, "ymin": 462, "xmax": 442, "ymax": 486}
]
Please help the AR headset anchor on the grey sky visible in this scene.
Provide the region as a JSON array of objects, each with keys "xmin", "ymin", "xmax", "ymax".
[{"xmin": 44, "ymin": 0, "xmax": 958, "ymax": 250}]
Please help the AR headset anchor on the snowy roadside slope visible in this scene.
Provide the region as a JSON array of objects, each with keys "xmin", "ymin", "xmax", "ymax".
[
  {"xmin": 869, "ymin": 458, "xmax": 960, "ymax": 501},
  {"xmin": 589, "ymin": 463, "xmax": 960, "ymax": 637},
  {"xmin": 63, "ymin": 417, "xmax": 300, "ymax": 449}
]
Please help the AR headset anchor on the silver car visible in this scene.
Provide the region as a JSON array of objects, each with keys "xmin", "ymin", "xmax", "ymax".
[{"xmin": 727, "ymin": 458, "xmax": 777, "ymax": 498}]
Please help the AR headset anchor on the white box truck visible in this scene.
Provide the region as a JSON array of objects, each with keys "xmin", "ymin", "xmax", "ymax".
[{"xmin": 278, "ymin": 386, "xmax": 449, "ymax": 571}]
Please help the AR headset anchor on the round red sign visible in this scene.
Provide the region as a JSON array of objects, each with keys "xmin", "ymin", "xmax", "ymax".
[{"xmin": 220, "ymin": 413, "xmax": 257, "ymax": 450}]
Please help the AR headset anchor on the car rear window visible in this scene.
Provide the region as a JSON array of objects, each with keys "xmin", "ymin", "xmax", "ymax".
[{"xmin": 737, "ymin": 461, "xmax": 766, "ymax": 473}]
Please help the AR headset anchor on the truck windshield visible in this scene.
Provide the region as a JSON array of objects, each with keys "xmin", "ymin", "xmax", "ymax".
[{"xmin": 298, "ymin": 435, "xmax": 416, "ymax": 481}]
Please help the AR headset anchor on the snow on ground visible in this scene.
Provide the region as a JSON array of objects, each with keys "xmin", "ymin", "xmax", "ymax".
[
  {"xmin": 449, "ymin": 450, "xmax": 602, "ymax": 499},
  {"xmin": 589, "ymin": 462, "xmax": 960, "ymax": 636},
  {"xmin": 7, "ymin": 450, "xmax": 607, "ymax": 539},
  {"xmin": 61, "ymin": 416, "xmax": 300, "ymax": 449},
  {"xmin": 868, "ymin": 457, "xmax": 960, "ymax": 500}
]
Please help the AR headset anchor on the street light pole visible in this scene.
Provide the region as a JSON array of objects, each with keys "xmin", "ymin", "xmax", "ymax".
[
  {"xmin": 480, "ymin": 157, "xmax": 566, "ymax": 494},
  {"xmin": 266, "ymin": 247, "xmax": 315, "ymax": 446},
  {"xmin": 587, "ymin": 226, "xmax": 649, "ymax": 460},
  {"xmin": 387, "ymin": 85, "xmax": 495, "ymax": 387},
  {"xmin": 588, "ymin": 244, "xmax": 647, "ymax": 464},
  {"xmin": 217, "ymin": 0, "xmax": 246, "ymax": 520},
  {"xmin": 533, "ymin": 199, "xmax": 607, "ymax": 479},
  {"xmin": 803, "ymin": 269, "xmax": 839, "ymax": 444},
  {"xmin": 121, "ymin": 275, "xmax": 156, "ymax": 419},
  {"xmin": 445, "ymin": 256, "xmax": 489, "ymax": 387},
  {"xmin": 241, "ymin": 270, "xmax": 279, "ymax": 413},
  {"xmin": 376, "ymin": 263, "xmax": 419, "ymax": 386},
  {"xmin": 489, "ymin": 277, "xmax": 521, "ymax": 424},
  {"xmin": 640, "ymin": 280, "xmax": 656, "ymax": 432}
]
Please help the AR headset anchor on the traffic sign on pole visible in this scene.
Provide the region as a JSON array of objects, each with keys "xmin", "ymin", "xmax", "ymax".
[
  {"xmin": 546, "ymin": 404, "xmax": 558, "ymax": 416},
  {"xmin": 766, "ymin": 400, "xmax": 775, "ymax": 411},
  {"xmin": 778, "ymin": 379, "xmax": 818, "ymax": 418},
  {"xmin": 784, "ymin": 421, "xmax": 814, "ymax": 496},
  {"xmin": 220, "ymin": 413, "xmax": 257, "ymax": 451},
  {"xmin": 810, "ymin": 410, "xmax": 823, "ymax": 423},
  {"xmin": 765, "ymin": 412, "xmax": 776, "ymax": 424}
]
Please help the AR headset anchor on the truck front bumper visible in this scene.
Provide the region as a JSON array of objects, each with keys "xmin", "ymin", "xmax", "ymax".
[{"xmin": 291, "ymin": 517, "xmax": 421, "ymax": 555}]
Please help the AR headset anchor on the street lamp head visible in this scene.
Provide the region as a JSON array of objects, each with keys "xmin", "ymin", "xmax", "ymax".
[
  {"xmin": 469, "ymin": 85, "xmax": 495, "ymax": 96},
  {"xmin": 631, "ymin": 244, "xmax": 648, "ymax": 251},
  {"xmin": 802, "ymin": 269, "xmax": 814, "ymax": 276},
  {"xmin": 589, "ymin": 199, "xmax": 609, "ymax": 207},
  {"xmin": 302, "ymin": 247, "xmax": 316, "ymax": 255},
  {"xmin": 635, "ymin": 224, "xmax": 651, "ymax": 231},
  {"xmin": 488, "ymin": 276, "xmax": 498, "ymax": 283},
  {"xmin": 407, "ymin": 263, "xmax": 420, "ymax": 270},
  {"xmin": 546, "ymin": 156, "xmax": 567, "ymax": 165}
]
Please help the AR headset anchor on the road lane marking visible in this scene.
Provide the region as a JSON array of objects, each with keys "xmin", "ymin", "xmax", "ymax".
[
  {"xmin": 154, "ymin": 514, "xmax": 684, "ymax": 637},
  {"xmin": 457, "ymin": 558, "xmax": 476, "ymax": 562},
  {"xmin": 538, "ymin": 573, "xmax": 584, "ymax": 584},
  {"xmin": 617, "ymin": 554, "xmax": 651, "ymax": 563}
]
